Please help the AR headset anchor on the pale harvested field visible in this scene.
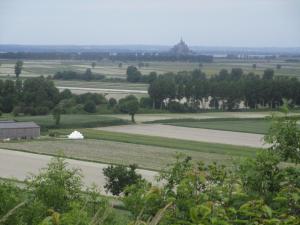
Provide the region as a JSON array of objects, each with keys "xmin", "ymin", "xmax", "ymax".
[
  {"xmin": 111, "ymin": 112, "xmax": 287, "ymax": 123},
  {"xmin": 54, "ymin": 80, "xmax": 149, "ymax": 90},
  {"xmin": 0, "ymin": 148, "xmax": 158, "ymax": 194},
  {"xmin": 0, "ymin": 139, "xmax": 238, "ymax": 170},
  {"xmin": 57, "ymin": 86, "xmax": 147, "ymax": 94},
  {"xmin": 1, "ymin": 59, "xmax": 300, "ymax": 79},
  {"xmin": 97, "ymin": 124, "xmax": 266, "ymax": 148}
]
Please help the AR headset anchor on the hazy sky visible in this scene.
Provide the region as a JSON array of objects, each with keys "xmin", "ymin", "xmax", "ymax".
[{"xmin": 0, "ymin": 0, "xmax": 299, "ymax": 47}]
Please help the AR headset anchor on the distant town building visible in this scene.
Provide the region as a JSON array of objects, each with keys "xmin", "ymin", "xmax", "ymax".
[
  {"xmin": 169, "ymin": 38, "xmax": 193, "ymax": 56},
  {"xmin": 0, "ymin": 121, "xmax": 40, "ymax": 140}
]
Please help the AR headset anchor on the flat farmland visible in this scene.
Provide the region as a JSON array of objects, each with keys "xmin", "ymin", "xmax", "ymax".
[
  {"xmin": 0, "ymin": 139, "xmax": 247, "ymax": 170},
  {"xmin": 54, "ymin": 80, "xmax": 149, "ymax": 90},
  {"xmin": 96, "ymin": 124, "xmax": 266, "ymax": 148},
  {"xmin": 0, "ymin": 148, "xmax": 158, "ymax": 191},
  {"xmin": 1, "ymin": 58, "xmax": 300, "ymax": 79},
  {"xmin": 111, "ymin": 111, "xmax": 291, "ymax": 123},
  {"xmin": 55, "ymin": 80, "xmax": 149, "ymax": 99},
  {"xmin": 158, "ymin": 118, "xmax": 272, "ymax": 134}
]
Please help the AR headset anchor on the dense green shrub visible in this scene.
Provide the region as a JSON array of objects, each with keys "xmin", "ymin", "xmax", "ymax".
[
  {"xmin": 103, "ymin": 164, "xmax": 142, "ymax": 196},
  {"xmin": 0, "ymin": 157, "xmax": 118, "ymax": 225},
  {"xmin": 84, "ymin": 101, "xmax": 96, "ymax": 113}
]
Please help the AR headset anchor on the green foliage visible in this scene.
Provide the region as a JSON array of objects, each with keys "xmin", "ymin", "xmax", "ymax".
[
  {"xmin": 103, "ymin": 164, "xmax": 142, "ymax": 196},
  {"xmin": 52, "ymin": 106, "xmax": 62, "ymax": 125},
  {"xmin": 125, "ymin": 155, "xmax": 300, "ymax": 224},
  {"xmin": 14, "ymin": 60, "xmax": 23, "ymax": 78},
  {"xmin": 139, "ymin": 97, "xmax": 153, "ymax": 108},
  {"xmin": 146, "ymin": 68, "xmax": 300, "ymax": 111},
  {"xmin": 263, "ymin": 69, "xmax": 274, "ymax": 80},
  {"xmin": 84, "ymin": 101, "xmax": 96, "ymax": 113},
  {"xmin": 126, "ymin": 66, "xmax": 142, "ymax": 83},
  {"xmin": 53, "ymin": 70, "xmax": 105, "ymax": 80},
  {"xmin": 238, "ymin": 151, "xmax": 282, "ymax": 199},
  {"xmin": 27, "ymin": 157, "xmax": 83, "ymax": 212},
  {"xmin": 108, "ymin": 98, "xmax": 117, "ymax": 108},
  {"xmin": 0, "ymin": 181, "xmax": 25, "ymax": 225},
  {"xmin": 265, "ymin": 112, "xmax": 300, "ymax": 163},
  {"xmin": 118, "ymin": 95, "xmax": 139, "ymax": 122},
  {"xmin": 0, "ymin": 157, "xmax": 120, "ymax": 225}
]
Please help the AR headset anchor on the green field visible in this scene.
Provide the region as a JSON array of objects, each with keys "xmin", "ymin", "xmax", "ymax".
[
  {"xmin": 0, "ymin": 138, "xmax": 252, "ymax": 170},
  {"xmin": 55, "ymin": 128, "xmax": 259, "ymax": 157},
  {"xmin": 1, "ymin": 58, "xmax": 300, "ymax": 79},
  {"xmin": 156, "ymin": 118, "xmax": 271, "ymax": 134},
  {"xmin": 154, "ymin": 117, "xmax": 300, "ymax": 134},
  {"xmin": 8, "ymin": 114, "xmax": 129, "ymax": 130}
]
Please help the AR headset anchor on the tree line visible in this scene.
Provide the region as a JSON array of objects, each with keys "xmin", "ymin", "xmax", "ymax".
[
  {"xmin": 53, "ymin": 69, "xmax": 105, "ymax": 81},
  {"xmin": 0, "ymin": 77, "xmax": 141, "ymax": 123},
  {"xmin": 147, "ymin": 68, "xmax": 300, "ymax": 111},
  {"xmin": 0, "ymin": 52, "xmax": 213, "ymax": 62}
]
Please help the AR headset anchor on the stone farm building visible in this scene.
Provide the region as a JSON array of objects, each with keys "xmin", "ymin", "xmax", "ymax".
[{"xmin": 0, "ymin": 121, "xmax": 40, "ymax": 140}]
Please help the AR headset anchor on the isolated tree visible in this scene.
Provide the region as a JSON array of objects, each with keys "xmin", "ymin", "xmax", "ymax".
[
  {"xmin": 52, "ymin": 106, "xmax": 62, "ymax": 125},
  {"xmin": 91, "ymin": 62, "xmax": 96, "ymax": 68},
  {"xmin": 103, "ymin": 164, "xmax": 142, "ymax": 195},
  {"xmin": 119, "ymin": 95, "xmax": 139, "ymax": 122},
  {"xmin": 118, "ymin": 62, "xmax": 123, "ymax": 68},
  {"xmin": 252, "ymin": 63, "xmax": 257, "ymax": 69},
  {"xmin": 276, "ymin": 64, "xmax": 282, "ymax": 70},
  {"xmin": 84, "ymin": 68, "xmax": 92, "ymax": 81},
  {"xmin": 14, "ymin": 60, "xmax": 23, "ymax": 78},
  {"xmin": 126, "ymin": 66, "xmax": 142, "ymax": 83}
]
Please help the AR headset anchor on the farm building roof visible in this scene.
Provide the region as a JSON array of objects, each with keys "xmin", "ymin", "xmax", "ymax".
[{"xmin": 0, "ymin": 121, "xmax": 40, "ymax": 129}]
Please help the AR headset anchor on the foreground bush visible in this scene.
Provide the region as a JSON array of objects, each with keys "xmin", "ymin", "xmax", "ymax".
[
  {"xmin": 0, "ymin": 158, "xmax": 122, "ymax": 225},
  {"xmin": 124, "ymin": 154, "xmax": 300, "ymax": 225}
]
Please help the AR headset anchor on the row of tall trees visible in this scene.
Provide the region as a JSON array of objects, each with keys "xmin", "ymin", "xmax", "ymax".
[
  {"xmin": 148, "ymin": 68, "xmax": 300, "ymax": 111},
  {"xmin": 0, "ymin": 77, "xmax": 59, "ymax": 114}
]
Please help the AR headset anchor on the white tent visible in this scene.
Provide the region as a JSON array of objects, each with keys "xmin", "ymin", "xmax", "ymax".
[{"xmin": 68, "ymin": 130, "xmax": 84, "ymax": 139}]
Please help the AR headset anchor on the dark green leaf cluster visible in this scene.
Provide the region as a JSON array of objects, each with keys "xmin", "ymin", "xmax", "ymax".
[{"xmin": 124, "ymin": 154, "xmax": 300, "ymax": 224}]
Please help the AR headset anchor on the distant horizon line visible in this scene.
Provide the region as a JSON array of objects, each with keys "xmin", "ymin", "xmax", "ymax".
[{"xmin": 0, "ymin": 43, "xmax": 299, "ymax": 49}]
